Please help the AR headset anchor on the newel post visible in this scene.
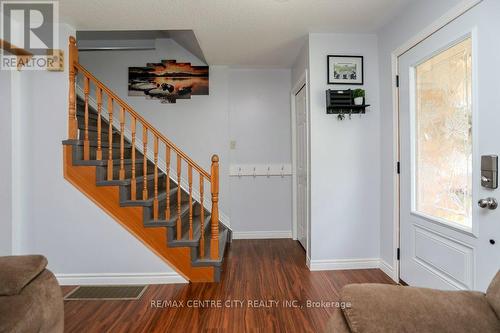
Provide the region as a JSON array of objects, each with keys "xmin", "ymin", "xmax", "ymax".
[
  {"xmin": 210, "ymin": 155, "xmax": 220, "ymax": 260},
  {"xmin": 68, "ymin": 36, "xmax": 78, "ymax": 139}
]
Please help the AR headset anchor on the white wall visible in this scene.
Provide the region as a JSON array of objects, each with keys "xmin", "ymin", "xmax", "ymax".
[
  {"xmin": 228, "ymin": 69, "xmax": 292, "ymax": 235},
  {"xmin": 377, "ymin": 0, "xmax": 464, "ymax": 275},
  {"xmin": 308, "ymin": 33, "xmax": 381, "ymax": 265},
  {"xmin": 0, "ymin": 70, "xmax": 12, "ymax": 255},
  {"xmin": 79, "ymin": 41, "xmax": 293, "ymax": 237},
  {"xmin": 14, "ymin": 24, "xmax": 183, "ymax": 283},
  {"xmin": 292, "ymin": 38, "xmax": 309, "ymax": 85}
]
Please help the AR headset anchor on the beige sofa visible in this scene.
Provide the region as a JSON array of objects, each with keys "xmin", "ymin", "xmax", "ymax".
[
  {"xmin": 0, "ymin": 255, "xmax": 64, "ymax": 333},
  {"xmin": 328, "ymin": 271, "xmax": 500, "ymax": 333}
]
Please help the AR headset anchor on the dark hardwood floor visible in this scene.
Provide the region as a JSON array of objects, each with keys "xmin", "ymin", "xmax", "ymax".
[{"xmin": 62, "ymin": 239, "xmax": 394, "ymax": 332}]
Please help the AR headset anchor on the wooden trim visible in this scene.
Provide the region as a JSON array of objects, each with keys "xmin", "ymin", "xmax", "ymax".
[
  {"xmin": 0, "ymin": 39, "xmax": 34, "ymax": 70},
  {"xmin": 63, "ymin": 145, "xmax": 215, "ymax": 282}
]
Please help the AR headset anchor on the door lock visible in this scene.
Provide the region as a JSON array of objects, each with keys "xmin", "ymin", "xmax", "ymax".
[
  {"xmin": 481, "ymin": 155, "xmax": 498, "ymax": 189},
  {"xmin": 478, "ymin": 197, "xmax": 498, "ymax": 210}
]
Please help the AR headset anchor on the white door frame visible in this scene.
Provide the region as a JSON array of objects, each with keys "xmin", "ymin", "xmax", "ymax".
[
  {"xmin": 390, "ymin": 0, "xmax": 483, "ymax": 283},
  {"xmin": 291, "ymin": 70, "xmax": 310, "ymax": 260}
]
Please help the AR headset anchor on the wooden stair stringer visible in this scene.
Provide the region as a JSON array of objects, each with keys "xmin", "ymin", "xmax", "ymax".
[{"xmin": 63, "ymin": 145, "xmax": 215, "ymax": 282}]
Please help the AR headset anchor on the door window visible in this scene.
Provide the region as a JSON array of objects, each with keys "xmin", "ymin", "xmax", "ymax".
[{"xmin": 412, "ymin": 37, "xmax": 473, "ymax": 228}]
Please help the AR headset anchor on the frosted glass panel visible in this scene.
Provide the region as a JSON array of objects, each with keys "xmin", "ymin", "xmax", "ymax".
[{"xmin": 414, "ymin": 38, "xmax": 472, "ymax": 227}]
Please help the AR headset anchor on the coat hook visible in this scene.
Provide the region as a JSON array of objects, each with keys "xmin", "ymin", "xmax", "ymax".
[
  {"xmin": 267, "ymin": 166, "xmax": 271, "ymax": 178},
  {"xmin": 253, "ymin": 167, "xmax": 256, "ymax": 178},
  {"xmin": 281, "ymin": 166, "xmax": 285, "ymax": 178},
  {"xmin": 238, "ymin": 167, "xmax": 242, "ymax": 178}
]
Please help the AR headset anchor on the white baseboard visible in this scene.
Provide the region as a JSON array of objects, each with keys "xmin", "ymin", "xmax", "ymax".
[
  {"xmin": 56, "ymin": 272, "xmax": 187, "ymax": 285},
  {"xmin": 232, "ymin": 230, "xmax": 292, "ymax": 239},
  {"xmin": 308, "ymin": 258, "xmax": 380, "ymax": 271},
  {"xmin": 379, "ymin": 259, "xmax": 398, "ymax": 282}
]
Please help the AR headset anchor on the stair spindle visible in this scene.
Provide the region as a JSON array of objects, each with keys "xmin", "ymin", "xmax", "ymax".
[
  {"xmin": 96, "ymin": 88, "xmax": 102, "ymax": 160},
  {"xmin": 188, "ymin": 165, "xmax": 193, "ymax": 240},
  {"xmin": 177, "ymin": 154, "xmax": 182, "ymax": 240},
  {"xmin": 83, "ymin": 77, "xmax": 90, "ymax": 160},
  {"xmin": 107, "ymin": 97, "xmax": 114, "ymax": 181},
  {"xmin": 119, "ymin": 108, "xmax": 125, "ymax": 180},
  {"xmin": 142, "ymin": 126, "xmax": 148, "ymax": 200},
  {"xmin": 199, "ymin": 174, "xmax": 205, "ymax": 258},
  {"xmin": 210, "ymin": 155, "xmax": 220, "ymax": 260},
  {"xmin": 153, "ymin": 136, "xmax": 159, "ymax": 220},
  {"xmin": 165, "ymin": 146, "xmax": 171, "ymax": 220},
  {"xmin": 131, "ymin": 117, "xmax": 137, "ymax": 200}
]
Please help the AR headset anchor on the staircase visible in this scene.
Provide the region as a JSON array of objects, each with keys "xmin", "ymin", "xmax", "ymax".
[{"xmin": 62, "ymin": 36, "xmax": 230, "ymax": 282}]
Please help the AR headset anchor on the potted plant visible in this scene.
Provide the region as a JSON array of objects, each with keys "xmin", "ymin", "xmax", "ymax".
[{"xmin": 353, "ymin": 89, "xmax": 365, "ymax": 106}]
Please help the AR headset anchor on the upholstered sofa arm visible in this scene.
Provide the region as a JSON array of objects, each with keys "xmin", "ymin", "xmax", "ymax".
[
  {"xmin": 339, "ymin": 283, "xmax": 500, "ymax": 333},
  {"xmin": 0, "ymin": 255, "xmax": 48, "ymax": 296}
]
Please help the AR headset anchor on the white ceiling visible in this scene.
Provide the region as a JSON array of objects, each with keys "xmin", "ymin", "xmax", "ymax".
[{"xmin": 59, "ymin": 0, "xmax": 413, "ymax": 67}]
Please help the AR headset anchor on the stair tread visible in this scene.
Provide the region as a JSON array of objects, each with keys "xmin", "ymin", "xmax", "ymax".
[
  {"xmin": 97, "ymin": 172, "xmax": 166, "ymax": 187},
  {"xmin": 63, "ymin": 139, "xmax": 132, "ymax": 149},
  {"xmin": 143, "ymin": 203, "xmax": 191, "ymax": 228},
  {"xmin": 72, "ymin": 158, "xmax": 145, "ymax": 167},
  {"xmin": 120, "ymin": 186, "xmax": 177, "ymax": 207},
  {"xmin": 79, "ymin": 125, "xmax": 118, "ymax": 133}
]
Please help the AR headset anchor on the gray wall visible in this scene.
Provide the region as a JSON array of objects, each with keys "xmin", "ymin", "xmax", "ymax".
[
  {"xmin": 308, "ymin": 33, "xmax": 381, "ymax": 264},
  {"xmin": 228, "ymin": 69, "xmax": 292, "ymax": 234},
  {"xmin": 0, "ymin": 70, "xmax": 12, "ymax": 255}
]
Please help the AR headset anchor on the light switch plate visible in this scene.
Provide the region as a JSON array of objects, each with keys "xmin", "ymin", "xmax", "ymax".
[{"xmin": 230, "ymin": 140, "xmax": 237, "ymax": 149}]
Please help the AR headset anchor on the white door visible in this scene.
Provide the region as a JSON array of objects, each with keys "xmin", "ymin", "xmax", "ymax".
[
  {"xmin": 295, "ymin": 84, "xmax": 308, "ymax": 250},
  {"xmin": 399, "ymin": 5, "xmax": 500, "ymax": 291}
]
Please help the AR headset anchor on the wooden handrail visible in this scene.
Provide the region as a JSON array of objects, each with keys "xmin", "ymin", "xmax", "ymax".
[
  {"xmin": 68, "ymin": 36, "xmax": 220, "ymax": 261},
  {"xmin": 73, "ymin": 62, "xmax": 211, "ymax": 180}
]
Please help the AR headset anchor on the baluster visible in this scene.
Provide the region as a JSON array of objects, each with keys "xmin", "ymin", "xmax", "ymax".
[
  {"xmin": 199, "ymin": 174, "xmax": 205, "ymax": 258},
  {"xmin": 107, "ymin": 97, "xmax": 114, "ymax": 181},
  {"xmin": 142, "ymin": 126, "xmax": 148, "ymax": 200},
  {"xmin": 96, "ymin": 88, "xmax": 102, "ymax": 160},
  {"xmin": 210, "ymin": 155, "xmax": 219, "ymax": 259},
  {"xmin": 68, "ymin": 36, "xmax": 78, "ymax": 139},
  {"xmin": 165, "ymin": 146, "xmax": 171, "ymax": 220},
  {"xmin": 83, "ymin": 77, "xmax": 90, "ymax": 160},
  {"xmin": 176, "ymin": 154, "xmax": 182, "ymax": 240},
  {"xmin": 119, "ymin": 107, "xmax": 125, "ymax": 180},
  {"xmin": 153, "ymin": 136, "xmax": 159, "ymax": 220},
  {"xmin": 131, "ymin": 117, "xmax": 137, "ymax": 200},
  {"xmin": 188, "ymin": 165, "xmax": 193, "ymax": 240}
]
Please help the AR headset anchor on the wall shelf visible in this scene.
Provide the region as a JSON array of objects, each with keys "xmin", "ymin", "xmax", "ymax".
[{"xmin": 326, "ymin": 104, "xmax": 370, "ymax": 114}]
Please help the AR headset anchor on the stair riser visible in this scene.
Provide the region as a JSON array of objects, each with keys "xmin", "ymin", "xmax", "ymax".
[
  {"xmin": 118, "ymin": 174, "xmax": 170, "ymax": 201},
  {"xmin": 77, "ymin": 114, "xmax": 102, "ymax": 127},
  {"xmin": 95, "ymin": 163, "xmax": 156, "ymax": 182},
  {"xmin": 145, "ymin": 195, "xmax": 199, "ymax": 220},
  {"xmin": 79, "ymin": 130, "xmax": 121, "ymax": 142},
  {"xmin": 73, "ymin": 145, "xmax": 133, "ymax": 160}
]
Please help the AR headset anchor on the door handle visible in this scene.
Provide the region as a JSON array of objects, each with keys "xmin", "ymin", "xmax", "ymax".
[{"xmin": 478, "ymin": 197, "xmax": 498, "ymax": 210}]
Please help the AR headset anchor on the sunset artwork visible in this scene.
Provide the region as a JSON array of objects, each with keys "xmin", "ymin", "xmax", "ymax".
[{"xmin": 128, "ymin": 60, "xmax": 209, "ymax": 103}]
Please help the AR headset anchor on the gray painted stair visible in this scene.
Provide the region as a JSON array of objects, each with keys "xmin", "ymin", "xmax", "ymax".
[{"xmin": 63, "ymin": 97, "xmax": 231, "ymax": 281}]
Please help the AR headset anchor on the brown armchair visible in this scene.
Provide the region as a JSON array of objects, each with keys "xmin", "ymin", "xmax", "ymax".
[
  {"xmin": 0, "ymin": 255, "xmax": 64, "ymax": 333},
  {"xmin": 328, "ymin": 271, "xmax": 500, "ymax": 333}
]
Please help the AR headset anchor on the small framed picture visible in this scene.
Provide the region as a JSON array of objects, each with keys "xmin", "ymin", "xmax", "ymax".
[{"xmin": 327, "ymin": 55, "xmax": 364, "ymax": 85}]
